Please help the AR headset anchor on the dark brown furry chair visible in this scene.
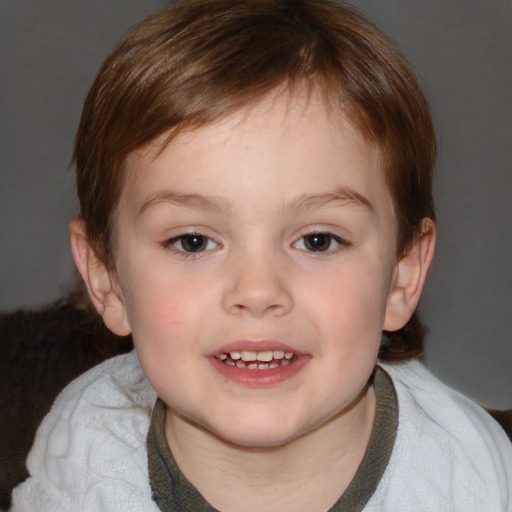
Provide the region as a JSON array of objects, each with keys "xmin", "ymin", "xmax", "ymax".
[{"xmin": 1, "ymin": 292, "xmax": 510, "ymax": 510}]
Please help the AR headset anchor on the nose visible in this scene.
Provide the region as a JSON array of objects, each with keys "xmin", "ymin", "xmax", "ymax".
[{"xmin": 221, "ymin": 250, "xmax": 293, "ymax": 318}]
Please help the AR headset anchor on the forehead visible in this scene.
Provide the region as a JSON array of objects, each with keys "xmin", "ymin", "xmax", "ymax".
[{"xmin": 121, "ymin": 90, "xmax": 391, "ymax": 216}]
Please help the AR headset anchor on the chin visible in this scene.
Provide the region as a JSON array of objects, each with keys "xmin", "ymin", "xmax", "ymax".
[
  {"xmin": 218, "ymin": 429, "xmax": 299, "ymax": 449},
  {"xmin": 207, "ymin": 413, "xmax": 311, "ymax": 449}
]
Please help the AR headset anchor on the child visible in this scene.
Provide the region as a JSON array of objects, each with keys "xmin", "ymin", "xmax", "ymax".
[{"xmin": 12, "ymin": 0, "xmax": 512, "ymax": 510}]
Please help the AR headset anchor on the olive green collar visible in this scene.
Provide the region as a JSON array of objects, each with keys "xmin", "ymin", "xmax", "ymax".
[{"xmin": 148, "ymin": 366, "xmax": 398, "ymax": 512}]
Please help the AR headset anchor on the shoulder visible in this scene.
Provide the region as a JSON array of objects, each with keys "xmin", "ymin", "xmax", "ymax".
[
  {"xmin": 383, "ymin": 360, "xmax": 511, "ymax": 453},
  {"xmin": 11, "ymin": 351, "xmax": 160, "ymax": 512},
  {"xmin": 369, "ymin": 360, "xmax": 512, "ymax": 511}
]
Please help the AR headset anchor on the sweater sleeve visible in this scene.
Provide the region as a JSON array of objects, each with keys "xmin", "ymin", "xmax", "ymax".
[
  {"xmin": 367, "ymin": 360, "xmax": 512, "ymax": 511},
  {"xmin": 11, "ymin": 352, "xmax": 160, "ymax": 512}
]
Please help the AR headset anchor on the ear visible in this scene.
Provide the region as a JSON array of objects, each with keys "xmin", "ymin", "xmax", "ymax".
[
  {"xmin": 69, "ymin": 218, "xmax": 131, "ymax": 336},
  {"xmin": 384, "ymin": 219, "xmax": 436, "ymax": 331}
]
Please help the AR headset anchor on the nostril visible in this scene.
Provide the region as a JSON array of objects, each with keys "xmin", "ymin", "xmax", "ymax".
[
  {"xmin": 221, "ymin": 269, "xmax": 293, "ymax": 317},
  {"xmin": 229, "ymin": 301, "xmax": 290, "ymax": 317}
]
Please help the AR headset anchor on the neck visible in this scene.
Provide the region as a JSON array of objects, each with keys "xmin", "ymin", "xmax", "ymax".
[{"xmin": 164, "ymin": 384, "xmax": 376, "ymax": 512}]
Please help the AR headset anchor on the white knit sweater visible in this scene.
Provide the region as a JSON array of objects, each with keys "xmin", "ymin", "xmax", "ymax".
[{"xmin": 11, "ymin": 351, "xmax": 512, "ymax": 511}]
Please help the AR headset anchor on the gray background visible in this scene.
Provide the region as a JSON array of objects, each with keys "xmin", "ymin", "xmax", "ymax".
[{"xmin": 1, "ymin": 0, "xmax": 511, "ymax": 408}]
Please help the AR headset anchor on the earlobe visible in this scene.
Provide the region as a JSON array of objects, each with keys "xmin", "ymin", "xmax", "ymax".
[
  {"xmin": 69, "ymin": 218, "xmax": 131, "ymax": 336},
  {"xmin": 383, "ymin": 219, "xmax": 436, "ymax": 331}
]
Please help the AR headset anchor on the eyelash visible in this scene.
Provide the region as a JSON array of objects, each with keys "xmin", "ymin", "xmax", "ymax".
[{"xmin": 162, "ymin": 231, "xmax": 349, "ymax": 258}]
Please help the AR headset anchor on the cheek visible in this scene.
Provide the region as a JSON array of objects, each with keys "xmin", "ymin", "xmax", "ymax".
[
  {"xmin": 306, "ymin": 264, "xmax": 390, "ymax": 343},
  {"xmin": 121, "ymin": 271, "xmax": 211, "ymax": 397},
  {"xmin": 121, "ymin": 267, "xmax": 211, "ymax": 348}
]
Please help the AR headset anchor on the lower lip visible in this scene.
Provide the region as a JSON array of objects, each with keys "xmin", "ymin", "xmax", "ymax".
[{"xmin": 209, "ymin": 355, "xmax": 311, "ymax": 388}]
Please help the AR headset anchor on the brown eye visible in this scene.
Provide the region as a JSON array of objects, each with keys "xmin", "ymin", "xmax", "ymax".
[
  {"xmin": 168, "ymin": 233, "xmax": 217, "ymax": 253},
  {"xmin": 303, "ymin": 233, "xmax": 332, "ymax": 251},
  {"xmin": 180, "ymin": 234, "xmax": 207, "ymax": 252},
  {"xmin": 294, "ymin": 232, "xmax": 345, "ymax": 253}
]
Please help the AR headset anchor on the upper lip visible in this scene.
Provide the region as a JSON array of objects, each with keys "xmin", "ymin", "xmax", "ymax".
[{"xmin": 210, "ymin": 340, "xmax": 305, "ymax": 357}]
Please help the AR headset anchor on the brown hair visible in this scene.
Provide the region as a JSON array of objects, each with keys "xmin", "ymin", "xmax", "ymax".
[{"xmin": 73, "ymin": 0, "xmax": 436, "ymax": 361}]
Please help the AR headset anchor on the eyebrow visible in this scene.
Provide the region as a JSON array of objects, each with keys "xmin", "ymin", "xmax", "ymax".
[
  {"xmin": 287, "ymin": 187, "xmax": 373, "ymax": 213},
  {"xmin": 137, "ymin": 190, "xmax": 234, "ymax": 216},
  {"xmin": 137, "ymin": 186, "xmax": 372, "ymax": 217}
]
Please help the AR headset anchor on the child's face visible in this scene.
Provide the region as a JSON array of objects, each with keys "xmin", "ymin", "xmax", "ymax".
[{"xmin": 112, "ymin": 91, "xmax": 400, "ymax": 447}]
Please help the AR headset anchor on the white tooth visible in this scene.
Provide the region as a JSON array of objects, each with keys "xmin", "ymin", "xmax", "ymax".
[
  {"xmin": 236, "ymin": 360, "xmax": 245, "ymax": 368},
  {"xmin": 257, "ymin": 351, "xmax": 273, "ymax": 362},
  {"xmin": 241, "ymin": 351, "xmax": 257, "ymax": 362},
  {"xmin": 247, "ymin": 363, "xmax": 258, "ymax": 369},
  {"xmin": 285, "ymin": 352, "xmax": 294, "ymax": 360},
  {"xmin": 258, "ymin": 363, "xmax": 269, "ymax": 369},
  {"xmin": 273, "ymin": 350, "xmax": 285, "ymax": 360},
  {"xmin": 219, "ymin": 353, "xmax": 227, "ymax": 360},
  {"xmin": 230, "ymin": 351, "xmax": 241, "ymax": 360},
  {"xmin": 281, "ymin": 359, "xmax": 290, "ymax": 366},
  {"xmin": 269, "ymin": 363, "xmax": 279, "ymax": 369},
  {"xmin": 226, "ymin": 361, "xmax": 236, "ymax": 366}
]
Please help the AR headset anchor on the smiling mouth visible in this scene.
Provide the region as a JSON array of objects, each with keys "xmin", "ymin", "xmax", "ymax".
[{"xmin": 215, "ymin": 350, "xmax": 297, "ymax": 369}]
